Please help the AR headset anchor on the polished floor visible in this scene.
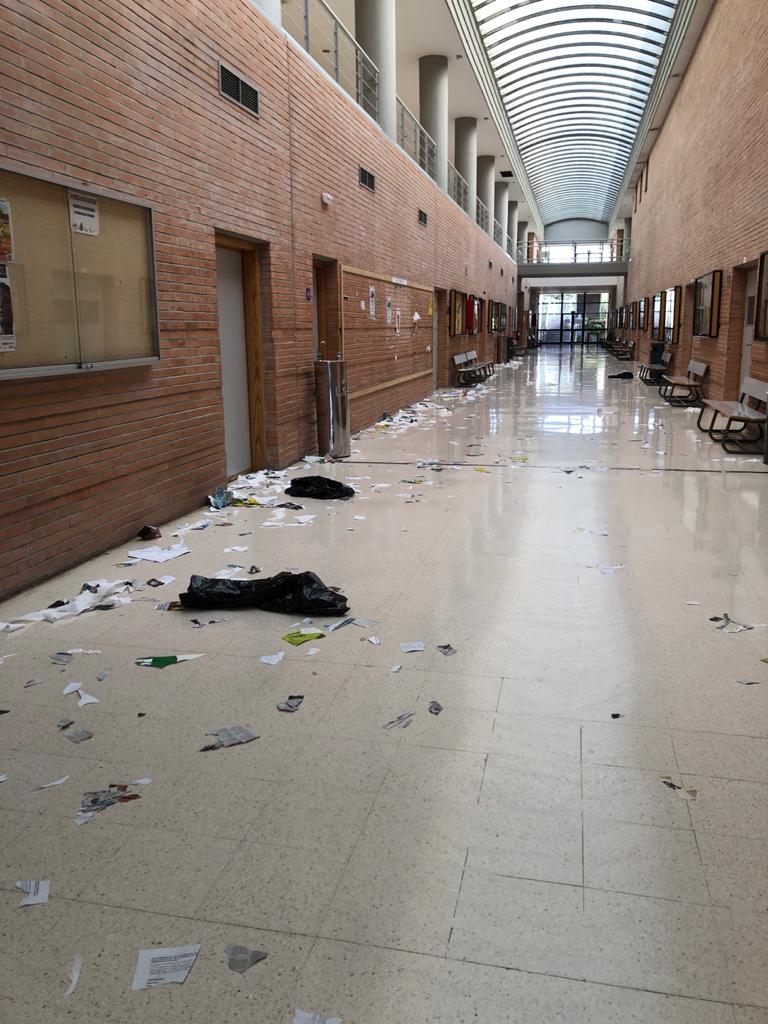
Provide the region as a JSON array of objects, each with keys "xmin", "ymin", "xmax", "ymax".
[{"xmin": 2, "ymin": 346, "xmax": 768, "ymax": 1023}]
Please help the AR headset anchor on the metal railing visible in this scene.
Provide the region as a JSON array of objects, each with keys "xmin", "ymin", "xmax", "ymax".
[
  {"xmin": 506, "ymin": 235, "xmax": 515, "ymax": 258},
  {"xmin": 476, "ymin": 197, "xmax": 489, "ymax": 233},
  {"xmin": 396, "ymin": 98, "xmax": 436, "ymax": 181},
  {"xmin": 516, "ymin": 239, "xmax": 630, "ymax": 264},
  {"xmin": 493, "ymin": 218, "xmax": 503, "ymax": 246},
  {"xmin": 283, "ymin": 0, "xmax": 379, "ymax": 120},
  {"xmin": 448, "ymin": 161, "xmax": 469, "ymax": 214}
]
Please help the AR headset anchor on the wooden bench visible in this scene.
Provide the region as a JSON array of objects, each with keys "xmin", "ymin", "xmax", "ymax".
[
  {"xmin": 696, "ymin": 376, "xmax": 768, "ymax": 453},
  {"xmin": 639, "ymin": 350, "xmax": 672, "ymax": 384},
  {"xmin": 659, "ymin": 359, "xmax": 708, "ymax": 406},
  {"xmin": 453, "ymin": 350, "xmax": 494, "ymax": 386}
]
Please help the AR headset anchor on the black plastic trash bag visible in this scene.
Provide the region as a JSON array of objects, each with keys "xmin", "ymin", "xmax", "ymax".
[
  {"xmin": 179, "ymin": 572, "xmax": 349, "ymax": 615},
  {"xmin": 607, "ymin": 371, "xmax": 633, "ymax": 380},
  {"xmin": 284, "ymin": 476, "xmax": 355, "ymax": 500}
]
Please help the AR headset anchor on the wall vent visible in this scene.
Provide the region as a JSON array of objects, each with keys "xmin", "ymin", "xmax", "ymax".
[
  {"xmin": 219, "ymin": 64, "xmax": 260, "ymax": 116},
  {"xmin": 359, "ymin": 167, "xmax": 375, "ymax": 191},
  {"xmin": 418, "ymin": 209, "xmax": 428, "ymax": 225}
]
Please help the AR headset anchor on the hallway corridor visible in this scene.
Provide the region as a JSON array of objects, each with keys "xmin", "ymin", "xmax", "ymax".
[{"xmin": 1, "ymin": 347, "xmax": 768, "ymax": 1023}]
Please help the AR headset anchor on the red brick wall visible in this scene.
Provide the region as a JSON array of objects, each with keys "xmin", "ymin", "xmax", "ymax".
[
  {"xmin": 0, "ymin": 0, "xmax": 516, "ymax": 598},
  {"xmin": 625, "ymin": 0, "xmax": 768, "ymax": 396}
]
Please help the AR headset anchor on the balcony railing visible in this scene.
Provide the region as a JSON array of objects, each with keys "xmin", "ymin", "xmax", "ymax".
[
  {"xmin": 396, "ymin": 98, "xmax": 437, "ymax": 181},
  {"xmin": 283, "ymin": 0, "xmax": 379, "ymax": 120},
  {"xmin": 493, "ymin": 218, "xmax": 503, "ymax": 246},
  {"xmin": 506, "ymin": 235, "xmax": 515, "ymax": 258},
  {"xmin": 476, "ymin": 197, "xmax": 489, "ymax": 233},
  {"xmin": 448, "ymin": 161, "xmax": 469, "ymax": 214},
  {"xmin": 517, "ymin": 239, "xmax": 629, "ymax": 264}
]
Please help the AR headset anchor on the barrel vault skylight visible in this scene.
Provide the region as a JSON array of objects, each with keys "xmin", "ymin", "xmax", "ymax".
[{"xmin": 471, "ymin": 0, "xmax": 678, "ymax": 224}]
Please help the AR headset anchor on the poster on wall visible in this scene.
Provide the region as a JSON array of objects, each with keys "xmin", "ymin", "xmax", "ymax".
[
  {"xmin": 465, "ymin": 295, "xmax": 475, "ymax": 334},
  {"xmin": 473, "ymin": 297, "xmax": 481, "ymax": 335},
  {"xmin": 395, "ymin": 308, "xmax": 401, "ymax": 335},
  {"xmin": 386, "ymin": 296, "xmax": 393, "ymax": 324},
  {"xmin": 0, "ymin": 265, "xmax": 16, "ymax": 351},
  {"xmin": 0, "ymin": 200, "xmax": 13, "ymax": 262},
  {"xmin": 368, "ymin": 285, "xmax": 376, "ymax": 319},
  {"xmin": 69, "ymin": 192, "xmax": 100, "ymax": 236}
]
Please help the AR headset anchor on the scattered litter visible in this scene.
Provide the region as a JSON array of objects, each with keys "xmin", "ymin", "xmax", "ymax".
[
  {"xmin": 277, "ymin": 695, "xmax": 304, "ymax": 713},
  {"xmin": 132, "ymin": 944, "xmax": 202, "ymax": 991},
  {"xmin": 293, "ymin": 1012, "xmax": 342, "ymax": 1024},
  {"xmin": 400, "ymin": 641, "xmax": 425, "ymax": 653},
  {"xmin": 179, "ymin": 573, "xmax": 349, "ymax": 615},
  {"xmin": 127, "ymin": 541, "xmax": 190, "ymax": 564},
  {"xmin": 353, "ymin": 514, "xmax": 367, "ymax": 521},
  {"xmin": 367, "ymin": 636, "xmax": 381, "ymax": 645},
  {"xmin": 190, "ymin": 618, "xmax": 225, "ymax": 629},
  {"xmin": 57, "ymin": 718, "xmax": 74, "ymax": 730},
  {"xmin": 607, "ymin": 371, "xmax": 633, "ymax": 379},
  {"xmin": 383, "ymin": 712, "xmax": 415, "ymax": 730},
  {"xmin": 225, "ymin": 546, "xmax": 249, "ymax": 553},
  {"xmin": 96, "ymin": 669, "xmax": 110, "ymax": 682},
  {"xmin": 285, "ymin": 476, "xmax": 354, "ymax": 501},
  {"xmin": 0, "ymin": 652, "xmax": 18, "ymax": 663},
  {"xmin": 353, "ymin": 619, "xmax": 379, "ymax": 629},
  {"xmin": 325, "ymin": 617, "xmax": 355, "ymax": 632},
  {"xmin": 24, "ymin": 677, "xmax": 45, "ymax": 688},
  {"xmin": 685, "ymin": 601, "xmax": 701, "ymax": 606},
  {"xmin": 283, "ymin": 630, "xmax": 324, "ymax": 646},
  {"xmin": 249, "ymin": 565, "xmax": 262, "ymax": 575},
  {"xmin": 225, "ymin": 944, "xmax": 267, "ymax": 974},
  {"xmin": 295, "ymin": 515, "xmax": 316, "ymax": 525},
  {"xmin": 737, "ymin": 679, "xmax": 763, "ymax": 686},
  {"xmin": 275, "ymin": 502, "xmax": 304, "ymax": 510},
  {"xmin": 210, "ymin": 484, "xmax": 234, "ymax": 509},
  {"xmin": 78, "ymin": 691, "xmax": 99, "ymax": 708},
  {"xmin": 611, "ymin": 713, "xmax": 623, "ymax": 720},
  {"xmin": 64, "ymin": 954, "xmax": 82, "ymax": 998},
  {"xmin": 0, "ymin": 622, "xmax": 24, "ymax": 634},
  {"xmin": 428, "ymin": 700, "xmax": 443, "ymax": 716},
  {"xmin": 714, "ymin": 613, "xmax": 763, "ymax": 634},
  {"xmin": 390, "ymin": 665, "xmax": 402, "ymax": 673},
  {"xmin": 65, "ymin": 728, "xmax": 93, "ymax": 744},
  {"xmin": 36, "ymin": 774, "xmax": 70, "ymax": 790},
  {"xmin": 588, "ymin": 564, "xmax": 625, "ymax": 575},
  {"xmin": 50, "ymin": 652, "xmax": 74, "ymax": 666},
  {"xmin": 79, "ymin": 783, "xmax": 142, "ymax": 820},
  {"xmin": 307, "ymin": 648, "xmax": 321, "ymax": 656},
  {"xmin": 0, "ymin": 774, "xmax": 7, "ymax": 783},
  {"xmin": 137, "ymin": 525, "xmax": 161, "ymax": 540},
  {"xmin": 437, "ymin": 644, "xmax": 457, "ymax": 657},
  {"xmin": 135, "ymin": 654, "xmax": 205, "ymax": 668},
  {"xmin": 200, "ymin": 725, "xmax": 258, "ymax": 752},
  {"xmin": 16, "ymin": 880, "xmax": 50, "ymax": 907},
  {"xmin": 260, "ymin": 653, "xmax": 284, "ymax": 666},
  {"xmin": 474, "ymin": 467, "xmax": 490, "ymax": 473},
  {"xmin": 173, "ymin": 520, "xmax": 210, "ymax": 535},
  {"xmin": 660, "ymin": 776, "xmax": 697, "ymax": 800}
]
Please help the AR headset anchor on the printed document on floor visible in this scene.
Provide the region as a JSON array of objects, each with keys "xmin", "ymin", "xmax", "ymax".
[{"xmin": 131, "ymin": 944, "xmax": 201, "ymax": 990}]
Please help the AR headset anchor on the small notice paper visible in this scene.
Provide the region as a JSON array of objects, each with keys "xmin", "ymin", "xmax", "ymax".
[
  {"xmin": 16, "ymin": 880, "xmax": 50, "ymax": 907},
  {"xmin": 69, "ymin": 193, "xmax": 100, "ymax": 235},
  {"xmin": 131, "ymin": 943, "xmax": 201, "ymax": 991}
]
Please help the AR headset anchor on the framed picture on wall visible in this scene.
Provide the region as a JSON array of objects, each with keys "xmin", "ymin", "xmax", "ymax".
[
  {"xmin": 629, "ymin": 303, "xmax": 636, "ymax": 330},
  {"xmin": 651, "ymin": 292, "xmax": 663, "ymax": 340},
  {"xmin": 465, "ymin": 295, "xmax": 475, "ymax": 334},
  {"xmin": 663, "ymin": 285, "xmax": 682, "ymax": 343},
  {"xmin": 693, "ymin": 270, "xmax": 722, "ymax": 337},
  {"xmin": 639, "ymin": 297, "xmax": 648, "ymax": 330},
  {"xmin": 500, "ymin": 303, "xmax": 507, "ymax": 332},
  {"xmin": 755, "ymin": 252, "xmax": 768, "ymax": 340},
  {"xmin": 449, "ymin": 290, "xmax": 466, "ymax": 336}
]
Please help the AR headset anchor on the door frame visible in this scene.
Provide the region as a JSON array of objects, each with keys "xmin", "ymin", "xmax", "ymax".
[{"xmin": 215, "ymin": 233, "xmax": 267, "ymax": 469}]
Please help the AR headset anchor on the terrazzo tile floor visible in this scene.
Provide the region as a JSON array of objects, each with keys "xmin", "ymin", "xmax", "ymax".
[{"xmin": 2, "ymin": 345, "xmax": 768, "ymax": 1022}]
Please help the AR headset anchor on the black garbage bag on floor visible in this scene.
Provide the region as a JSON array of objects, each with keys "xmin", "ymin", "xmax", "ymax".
[
  {"xmin": 179, "ymin": 572, "xmax": 349, "ymax": 615},
  {"xmin": 285, "ymin": 476, "xmax": 355, "ymax": 500},
  {"xmin": 607, "ymin": 371, "xmax": 633, "ymax": 380}
]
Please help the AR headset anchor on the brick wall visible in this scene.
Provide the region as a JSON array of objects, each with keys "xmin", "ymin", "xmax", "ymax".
[
  {"xmin": 624, "ymin": 0, "xmax": 768, "ymax": 396},
  {"xmin": 0, "ymin": 0, "xmax": 516, "ymax": 598}
]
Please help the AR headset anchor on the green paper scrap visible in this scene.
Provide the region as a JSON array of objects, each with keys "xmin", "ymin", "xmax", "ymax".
[
  {"xmin": 282, "ymin": 631, "xmax": 325, "ymax": 646},
  {"xmin": 509, "ymin": 455, "xmax": 529, "ymax": 463},
  {"xmin": 135, "ymin": 654, "xmax": 205, "ymax": 669}
]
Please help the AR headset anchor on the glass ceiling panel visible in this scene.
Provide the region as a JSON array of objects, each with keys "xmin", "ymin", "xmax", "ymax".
[{"xmin": 471, "ymin": 0, "xmax": 678, "ymax": 223}]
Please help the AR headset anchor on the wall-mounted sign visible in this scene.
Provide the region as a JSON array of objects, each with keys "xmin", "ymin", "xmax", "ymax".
[
  {"xmin": 392, "ymin": 276, "xmax": 407, "ymax": 286},
  {"xmin": 0, "ymin": 200, "xmax": 13, "ymax": 262},
  {"xmin": 369, "ymin": 285, "xmax": 376, "ymax": 318},
  {"xmin": 386, "ymin": 296, "xmax": 393, "ymax": 324},
  {"xmin": 395, "ymin": 308, "xmax": 401, "ymax": 335},
  {"xmin": 69, "ymin": 193, "xmax": 100, "ymax": 236},
  {"xmin": 0, "ymin": 264, "xmax": 16, "ymax": 351}
]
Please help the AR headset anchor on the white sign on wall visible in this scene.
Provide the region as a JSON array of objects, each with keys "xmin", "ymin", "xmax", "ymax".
[{"xmin": 69, "ymin": 193, "xmax": 100, "ymax": 236}]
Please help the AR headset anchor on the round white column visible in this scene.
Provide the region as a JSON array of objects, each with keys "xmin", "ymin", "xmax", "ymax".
[
  {"xmin": 454, "ymin": 117, "xmax": 477, "ymax": 213},
  {"xmin": 419, "ymin": 55, "xmax": 449, "ymax": 190},
  {"xmin": 355, "ymin": 0, "xmax": 397, "ymax": 140}
]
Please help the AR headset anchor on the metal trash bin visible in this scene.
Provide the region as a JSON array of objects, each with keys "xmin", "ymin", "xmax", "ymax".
[{"xmin": 315, "ymin": 359, "xmax": 350, "ymax": 459}]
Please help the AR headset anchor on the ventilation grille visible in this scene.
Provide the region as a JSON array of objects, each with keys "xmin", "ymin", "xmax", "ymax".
[
  {"xmin": 418, "ymin": 209, "xmax": 427, "ymax": 226},
  {"xmin": 359, "ymin": 167, "xmax": 375, "ymax": 191},
  {"xmin": 219, "ymin": 64, "xmax": 259, "ymax": 116}
]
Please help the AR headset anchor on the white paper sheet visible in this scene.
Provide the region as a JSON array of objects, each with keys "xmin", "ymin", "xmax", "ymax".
[
  {"xmin": 224, "ymin": 546, "xmax": 249, "ymax": 553},
  {"xmin": 307, "ymin": 648, "xmax": 321, "ymax": 656},
  {"xmin": 35, "ymin": 774, "xmax": 69, "ymax": 790},
  {"xmin": 0, "ymin": 774, "xmax": 8, "ymax": 783},
  {"xmin": 131, "ymin": 944, "xmax": 201, "ymax": 991},
  {"xmin": 16, "ymin": 880, "xmax": 50, "ymax": 906},
  {"xmin": 293, "ymin": 1010, "xmax": 342, "ymax": 1024},
  {"xmin": 127, "ymin": 542, "xmax": 190, "ymax": 564},
  {"xmin": 260, "ymin": 653, "xmax": 284, "ymax": 666},
  {"xmin": 400, "ymin": 641, "xmax": 425, "ymax": 653},
  {"xmin": 2, "ymin": 580, "xmax": 132, "ymax": 630},
  {"xmin": 0, "ymin": 652, "xmax": 18, "ymax": 664}
]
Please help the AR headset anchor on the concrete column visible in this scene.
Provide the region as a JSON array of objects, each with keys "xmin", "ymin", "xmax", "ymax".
[
  {"xmin": 355, "ymin": 0, "xmax": 397, "ymax": 140},
  {"xmin": 454, "ymin": 117, "xmax": 477, "ymax": 212},
  {"xmin": 418, "ymin": 55, "xmax": 449, "ymax": 190},
  {"xmin": 476, "ymin": 155, "xmax": 495, "ymax": 236},
  {"xmin": 494, "ymin": 182, "xmax": 509, "ymax": 245},
  {"xmin": 252, "ymin": 0, "xmax": 281, "ymax": 25},
  {"xmin": 517, "ymin": 219, "xmax": 528, "ymax": 242},
  {"xmin": 508, "ymin": 200, "xmax": 519, "ymax": 254}
]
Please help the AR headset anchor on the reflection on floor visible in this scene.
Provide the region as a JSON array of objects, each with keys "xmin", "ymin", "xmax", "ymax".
[{"xmin": 2, "ymin": 346, "xmax": 768, "ymax": 1023}]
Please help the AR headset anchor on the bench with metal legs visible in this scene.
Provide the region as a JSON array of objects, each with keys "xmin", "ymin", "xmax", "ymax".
[
  {"xmin": 696, "ymin": 376, "xmax": 768, "ymax": 453},
  {"xmin": 660, "ymin": 359, "xmax": 708, "ymax": 406}
]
